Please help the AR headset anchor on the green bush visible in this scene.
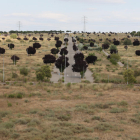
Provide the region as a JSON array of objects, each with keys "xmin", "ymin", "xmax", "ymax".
[
  {"xmin": 123, "ymin": 39, "xmax": 132, "ymax": 45},
  {"xmin": 40, "ymin": 65, "xmax": 51, "ymax": 79},
  {"xmin": 10, "ymin": 34, "xmax": 17, "ymax": 39},
  {"xmin": 12, "ymin": 72, "xmax": 18, "ymax": 78},
  {"xmin": 123, "ymin": 69, "xmax": 136, "ymax": 84},
  {"xmin": 110, "ymin": 54, "xmax": 120, "ymax": 65},
  {"xmin": 134, "ymin": 69, "xmax": 140, "ymax": 77},
  {"xmin": 66, "ymin": 83, "xmax": 71, "ymax": 88},
  {"xmin": 103, "ymin": 40, "xmax": 110, "ymax": 45},
  {"xmin": 20, "ymin": 67, "xmax": 28, "ymax": 76},
  {"xmin": 88, "ymin": 53, "xmax": 95, "ymax": 56},
  {"xmin": 36, "ymin": 71, "xmax": 45, "ymax": 81},
  {"xmin": 109, "ymin": 45, "xmax": 118, "ymax": 51},
  {"xmin": 35, "ymin": 65, "xmax": 51, "ymax": 81},
  {"xmin": 6, "ymin": 39, "xmax": 12, "ymax": 42}
]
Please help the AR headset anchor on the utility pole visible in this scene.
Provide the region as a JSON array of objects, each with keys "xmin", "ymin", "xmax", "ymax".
[{"xmin": 3, "ymin": 54, "xmax": 4, "ymax": 83}]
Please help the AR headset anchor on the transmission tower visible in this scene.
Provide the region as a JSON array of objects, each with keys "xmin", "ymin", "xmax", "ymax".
[
  {"xmin": 17, "ymin": 21, "xmax": 22, "ymax": 32},
  {"xmin": 83, "ymin": 16, "xmax": 87, "ymax": 33}
]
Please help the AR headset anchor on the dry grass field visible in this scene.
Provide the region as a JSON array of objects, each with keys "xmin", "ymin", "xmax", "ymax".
[
  {"xmin": 0, "ymin": 33, "xmax": 140, "ymax": 140},
  {"xmin": 72, "ymin": 33, "xmax": 140, "ymax": 84},
  {"xmin": 0, "ymin": 33, "xmax": 64, "ymax": 82},
  {"xmin": 0, "ymin": 83, "xmax": 140, "ymax": 140}
]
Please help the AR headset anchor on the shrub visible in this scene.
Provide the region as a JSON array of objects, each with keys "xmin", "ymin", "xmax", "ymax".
[
  {"xmin": 103, "ymin": 40, "xmax": 110, "ymax": 45},
  {"xmin": 36, "ymin": 71, "xmax": 45, "ymax": 81},
  {"xmin": 134, "ymin": 69, "xmax": 140, "ymax": 77},
  {"xmin": 20, "ymin": 67, "xmax": 28, "ymax": 76},
  {"xmin": 109, "ymin": 45, "xmax": 118, "ymax": 51},
  {"xmin": 110, "ymin": 108, "xmax": 127, "ymax": 113},
  {"xmin": 10, "ymin": 34, "xmax": 17, "ymax": 39},
  {"xmin": 41, "ymin": 65, "xmax": 52, "ymax": 79},
  {"xmin": 123, "ymin": 69, "xmax": 136, "ymax": 84},
  {"xmin": 123, "ymin": 39, "xmax": 132, "ymax": 45},
  {"xmin": 7, "ymin": 103, "xmax": 12, "ymax": 107},
  {"xmin": 6, "ymin": 39, "xmax": 12, "ymax": 42},
  {"xmin": 12, "ymin": 73, "xmax": 18, "ymax": 78},
  {"xmin": 66, "ymin": 82, "xmax": 71, "ymax": 88},
  {"xmin": 110, "ymin": 54, "xmax": 120, "ymax": 65}
]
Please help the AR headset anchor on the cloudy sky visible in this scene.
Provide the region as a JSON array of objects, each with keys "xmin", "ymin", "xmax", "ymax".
[{"xmin": 0, "ymin": 0, "xmax": 140, "ymax": 32}]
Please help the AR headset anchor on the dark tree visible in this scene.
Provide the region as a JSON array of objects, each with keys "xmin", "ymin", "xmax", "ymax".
[
  {"xmin": 74, "ymin": 52, "xmax": 84, "ymax": 62},
  {"xmin": 86, "ymin": 56, "xmax": 97, "ymax": 64},
  {"xmin": 8, "ymin": 44, "xmax": 14, "ymax": 50},
  {"xmin": 17, "ymin": 37, "xmax": 21, "ymax": 40},
  {"xmin": 107, "ymin": 55, "xmax": 110, "ymax": 59},
  {"xmin": 42, "ymin": 54, "xmax": 56, "ymax": 64},
  {"xmin": 47, "ymin": 38, "xmax": 51, "ymax": 41},
  {"xmin": 55, "ymin": 37, "xmax": 59, "ymax": 41},
  {"xmin": 55, "ymin": 43, "xmax": 61, "ymax": 50},
  {"xmin": 51, "ymin": 48, "xmax": 59, "ymax": 55},
  {"xmin": 57, "ymin": 40, "xmax": 62, "ymax": 45},
  {"xmin": 135, "ymin": 50, "xmax": 140, "ymax": 56},
  {"xmin": 55, "ymin": 56, "xmax": 69, "ymax": 73},
  {"xmin": 33, "ymin": 43, "xmax": 41, "ymax": 49},
  {"xmin": 113, "ymin": 40, "xmax": 120, "ymax": 45},
  {"xmin": 110, "ymin": 49, "xmax": 118, "ymax": 54},
  {"xmin": 72, "ymin": 60, "xmax": 88, "ymax": 78},
  {"xmin": 23, "ymin": 37, "xmax": 28, "ymax": 40},
  {"xmin": 2, "ymin": 38, "xmax": 5, "ymax": 40},
  {"xmin": 133, "ymin": 41, "xmax": 139, "ymax": 46},
  {"xmin": 83, "ymin": 46, "xmax": 88, "ymax": 50},
  {"xmin": 64, "ymin": 38, "xmax": 69, "ymax": 42},
  {"xmin": 124, "ymin": 46, "xmax": 128, "ymax": 50},
  {"xmin": 60, "ymin": 48, "xmax": 68, "ymax": 55},
  {"xmin": 39, "ymin": 37, "xmax": 44, "ymax": 41},
  {"xmin": 102, "ymin": 44, "xmax": 109, "ymax": 49},
  {"xmin": 99, "ymin": 39, "xmax": 102, "ymax": 41},
  {"xmin": 33, "ymin": 37, "xmax": 37, "ymax": 41},
  {"xmin": 90, "ymin": 42, "xmax": 94, "ymax": 47},
  {"xmin": 11, "ymin": 55, "xmax": 20, "ymax": 65},
  {"xmin": 26, "ymin": 46, "xmax": 36, "ymax": 55},
  {"xmin": 73, "ymin": 44, "xmax": 78, "ymax": 51},
  {"xmin": 0, "ymin": 47, "xmax": 5, "ymax": 54}
]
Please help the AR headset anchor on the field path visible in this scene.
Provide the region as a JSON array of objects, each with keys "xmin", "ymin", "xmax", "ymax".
[{"xmin": 102, "ymin": 49, "xmax": 124, "ymax": 67}]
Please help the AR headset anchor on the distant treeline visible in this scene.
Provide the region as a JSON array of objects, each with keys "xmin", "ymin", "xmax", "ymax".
[{"xmin": 0, "ymin": 30, "xmax": 65, "ymax": 34}]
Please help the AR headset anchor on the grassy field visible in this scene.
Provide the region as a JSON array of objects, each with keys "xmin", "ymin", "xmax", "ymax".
[
  {"xmin": 0, "ymin": 33, "xmax": 140, "ymax": 140},
  {"xmin": 0, "ymin": 33, "xmax": 64, "ymax": 82},
  {"xmin": 73, "ymin": 33, "xmax": 140, "ymax": 84},
  {"xmin": 0, "ymin": 82, "xmax": 140, "ymax": 140}
]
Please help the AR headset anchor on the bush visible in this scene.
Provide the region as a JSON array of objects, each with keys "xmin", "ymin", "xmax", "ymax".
[
  {"xmin": 109, "ymin": 45, "xmax": 118, "ymax": 51},
  {"xmin": 123, "ymin": 69, "xmax": 136, "ymax": 84},
  {"xmin": 10, "ymin": 34, "xmax": 17, "ymax": 39},
  {"xmin": 36, "ymin": 65, "xmax": 51, "ymax": 80},
  {"xmin": 103, "ymin": 40, "xmax": 110, "ymax": 45},
  {"xmin": 110, "ymin": 54, "xmax": 120, "ymax": 65},
  {"xmin": 12, "ymin": 73, "xmax": 18, "ymax": 78},
  {"xmin": 36, "ymin": 71, "xmax": 45, "ymax": 81},
  {"xmin": 6, "ymin": 39, "xmax": 12, "ymax": 42},
  {"xmin": 134, "ymin": 69, "xmax": 140, "ymax": 77},
  {"xmin": 20, "ymin": 67, "xmax": 28, "ymax": 76},
  {"xmin": 123, "ymin": 39, "xmax": 132, "ymax": 45},
  {"xmin": 66, "ymin": 83, "xmax": 71, "ymax": 88}
]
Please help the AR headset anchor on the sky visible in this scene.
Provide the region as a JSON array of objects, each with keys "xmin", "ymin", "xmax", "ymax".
[{"xmin": 0, "ymin": 0, "xmax": 140, "ymax": 32}]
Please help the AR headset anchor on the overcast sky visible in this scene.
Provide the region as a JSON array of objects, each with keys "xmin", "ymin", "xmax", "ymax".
[{"xmin": 0, "ymin": 0, "xmax": 140, "ymax": 32}]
